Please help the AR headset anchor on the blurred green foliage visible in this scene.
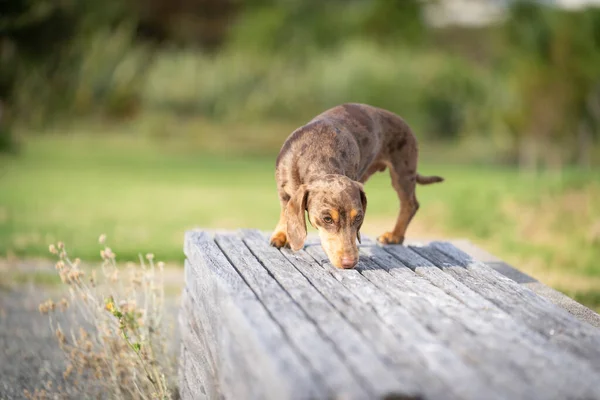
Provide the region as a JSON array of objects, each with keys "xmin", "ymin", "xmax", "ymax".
[
  {"xmin": 0, "ymin": 0, "xmax": 145, "ymax": 125},
  {"xmin": 502, "ymin": 2, "xmax": 600, "ymax": 169},
  {"xmin": 229, "ymin": 0, "xmax": 428, "ymax": 53},
  {"xmin": 1, "ymin": 0, "xmax": 599, "ymax": 167}
]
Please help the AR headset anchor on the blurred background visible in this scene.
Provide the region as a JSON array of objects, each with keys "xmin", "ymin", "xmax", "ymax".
[{"xmin": 1, "ymin": 0, "xmax": 599, "ymax": 309}]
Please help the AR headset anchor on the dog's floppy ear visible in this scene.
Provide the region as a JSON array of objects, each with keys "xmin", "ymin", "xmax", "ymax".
[
  {"xmin": 356, "ymin": 182, "xmax": 367, "ymax": 244},
  {"xmin": 286, "ymin": 184, "xmax": 309, "ymax": 251}
]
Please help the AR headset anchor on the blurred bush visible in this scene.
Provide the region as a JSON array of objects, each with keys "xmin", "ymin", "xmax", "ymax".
[
  {"xmin": 1, "ymin": 0, "xmax": 147, "ymax": 125},
  {"xmin": 69, "ymin": 27, "xmax": 150, "ymax": 119},
  {"xmin": 419, "ymin": 59, "xmax": 489, "ymax": 140},
  {"xmin": 1, "ymin": 0, "xmax": 599, "ymax": 167},
  {"xmin": 500, "ymin": 1, "xmax": 600, "ymax": 169},
  {"xmin": 0, "ymin": 117, "xmax": 16, "ymax": 153},
  {"xmin": 12, "ymin": 26, "xmax": 150, "ymax": 123},
  {"xmin": 143, "ymin": 41, "xmax": 491, "ymax": 142},
  {"xmin": 228, "ymin": 0, "xmax": 428, "ymax": 54}
]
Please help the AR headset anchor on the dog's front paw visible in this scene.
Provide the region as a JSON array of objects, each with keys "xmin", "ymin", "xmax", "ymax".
[
  {"xmin": 269, "ymin": 231, "xmax": 288, "ymax": 248},
  {"xmin": 377, "ymin": 232, "xmax": 405, "ymax": 245}
]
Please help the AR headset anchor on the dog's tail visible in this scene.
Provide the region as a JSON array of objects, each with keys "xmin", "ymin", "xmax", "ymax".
[{"xmin": 416, "ymin": 174, "xmax": 444, "ymax": 185}]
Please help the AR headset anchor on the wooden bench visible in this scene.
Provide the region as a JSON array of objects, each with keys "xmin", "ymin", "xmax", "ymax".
[{"xmin": 179, "ymin": 229, "xmax": 600, "ymax": 400}]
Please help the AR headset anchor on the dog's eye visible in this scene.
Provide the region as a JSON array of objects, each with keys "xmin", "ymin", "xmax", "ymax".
[
  {"xmin": 355, "ymin": 214, "xmax": 363, "ymax": 223},
  {"xmin": 323, "ymin": 216, "xmax": 334, "ymax": 224}
]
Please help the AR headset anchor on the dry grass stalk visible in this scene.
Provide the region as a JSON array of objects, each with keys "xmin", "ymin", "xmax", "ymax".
[{"xmin": 32, "ymin": 235, "xmax": 175, "ymax": 399}]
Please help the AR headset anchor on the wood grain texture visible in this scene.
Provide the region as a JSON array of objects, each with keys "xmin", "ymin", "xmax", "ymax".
[
  {"xmin": 239, "ymin": 229, "xmax": 415, "ymax": 399},
  {"xmin": 179, "ymin": 349, "xmax": 193, "ymax": 400},
  {"xmin": 181, "ymin": 346, "xmax": 210, "ymax": 400},
  {"xmin": 183, "ymin": 231, "xmax": 326, "ymax": 400},
  {"xmin": 180, "ymin": 229, "xmax": 600, "ymax": 400},
  {"xmin": 445, "ymin": 240, "xmax": 600, "ymax": 327},
  {"xmin": 179, "ymin": 290, "xmax": 220, "ymax": 399},
  {"xmin": 299, "ymin": 240, "xmax": 504, "ymax": 400},
  {"xmin": 370, "ymin": 244, "xmax": 600, "ymax": 399},
  {"xmin": 414, "ymin": 241, "xmax": 600, "ymax": 371},
  {"xmin": 214, "ymin": 232, "xmax": 371, "ymax": 400}
]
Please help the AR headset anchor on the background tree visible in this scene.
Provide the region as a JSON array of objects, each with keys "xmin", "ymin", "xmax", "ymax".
[{"xmin": 502, "ymin": 0, "xmax": 600, "ymax": 170}]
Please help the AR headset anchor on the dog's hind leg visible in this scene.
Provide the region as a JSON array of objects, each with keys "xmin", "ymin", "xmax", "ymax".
[{"xmin": 377, "ymin": 153, "xmax": 419, "ymax": 245}]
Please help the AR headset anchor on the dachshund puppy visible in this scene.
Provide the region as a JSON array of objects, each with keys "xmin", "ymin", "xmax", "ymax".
[{"xmin": 270, "ymin": 103, "xmax": 443, "ymax": 269}]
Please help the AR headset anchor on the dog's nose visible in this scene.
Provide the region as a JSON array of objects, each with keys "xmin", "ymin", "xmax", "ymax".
[{"xmin": 341, "ymin": 256, "xmax": 357, "ymax": 269}]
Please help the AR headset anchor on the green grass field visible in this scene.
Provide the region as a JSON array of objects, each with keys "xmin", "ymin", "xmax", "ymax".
[{"xmin": 1, "ymin": 133, "xmax": 599, "ymax": 310}]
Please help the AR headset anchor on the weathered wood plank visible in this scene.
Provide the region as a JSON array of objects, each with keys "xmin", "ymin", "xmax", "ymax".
[
  {"xmin": 184, "ymin": 258, "xmax": 242, "ymax": 397},
  {"xmin": 184, "ymin": 258, "xmax": 298, "ymax": 400},
  {"xmin": 181, "ymin": 346, "xmax": 210, "ymax": 400},
  {"xmin": 213, "ymin": 232, "xmax": 371, "ymax": 400},
  {"xmin": 181, "ymin": 229, "xmax": 600, "ymax": 400},
  {"xmin": 446, "ymin": 240, "xmax": 536, "ymax": 284},
  {"xmin": 179, "ymin": 290, "xmax": 220, "ymax": 399},
  {"xmin": 449, "ymin": 239, "xmax": 600, "ymax": 328},
  {"xmin": 179, "ymin": 348, "xmax": 193, "ymax": 400},
  {"xmin": 184, "ymin": 231, "xmax": 326, "ymax": 400},
  {"xmin": 240, "ymin": 230, "xmax": 434, "ymax": 400},
  {"xmin": 415, "ymin": 241, "xmax": 600, "ymax": 371},
  {"xmin": 384, "ymin": 241, "xmax": 598, "ymax": 339},
  {"xmin": 524, "ymin": 281, "xmax": 600, "ymax": 327},
  {"xmin": 291, "ymin": 239, "xmax": 508, "ymax": 400},
  {"xmin": 307, "ymin": 244, "xmax": 537, "ymax": 399},
  {"xmin": 369, "ymin": 244, "xmax": 600, "ymax": 398},
  {"xmin": 182, "ymin": 262, "xmax": 217, "ymax": 373},
  {"xmin": 178, "ymin": 344, "xmax": 187, "ymax": 399},
  {"xmin": 180, "ymin": 375, "xmax": 192, "ymax": 400},
  {"xmin": 381, "ymin": 243, "xmax": 598, "ymax": 349}
]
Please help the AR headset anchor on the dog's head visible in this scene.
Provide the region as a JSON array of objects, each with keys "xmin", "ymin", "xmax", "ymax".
[{"xmin": 286, "ymin": 175, "xmax": 367, "ymax": 269}]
